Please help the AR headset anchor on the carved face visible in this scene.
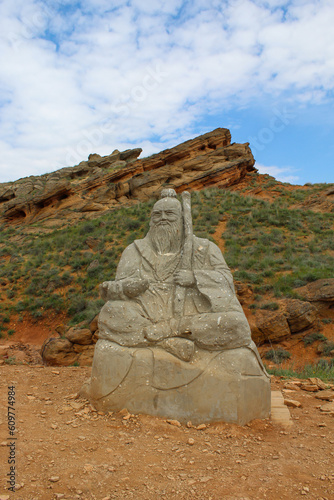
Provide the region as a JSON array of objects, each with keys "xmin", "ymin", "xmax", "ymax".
[
  {"xmin": 150, "ymin": 198, "xmax": 182, "ymax": 227},
  {"xmin": 148, "ymin": 198, "xmax": 183, "ymax": 254}
]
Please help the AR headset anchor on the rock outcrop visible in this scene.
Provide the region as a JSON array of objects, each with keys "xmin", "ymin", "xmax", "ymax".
[
  {"xmin": 250, "ymin": 298, "xmax": 319, "ymax": 345},
  {"xmin": 298, "ymin": 186, "xmax": 334, "ymax": 213},
  {"xmin": 251, "ymin": 311, "xmax": 291, "ymax": 345},
  {"xmin": 41, "ymin": 323, "xmax": 98, "ymax": 366},
  {"xmin": 0, "ymin": 128, "xmax": 255, "ymax": 227},
  {"xmin": 0, "ymin": 343, "xmax": 43, "ymax": 365},
  {"xmin": 296, "ymin": 279, "xmax": 334, "ymax": 310},
  {"xmin": 283, "ymin": 299, "xmax": 318, "ymax": 333}
]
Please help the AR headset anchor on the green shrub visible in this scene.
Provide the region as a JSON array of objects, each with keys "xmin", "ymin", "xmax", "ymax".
[
  {"xmin": 266, "ymin": 360, "xmax": 334, "ymax": 382},
  {"xmin": 79, "ymin": 223, "xmax": 95, "ymax": 235},
  {"xmin": 5, "ymin": 356, "xmax": 16, "ymax": 365},
  {"xmin": 303, "ymin": 332, "xmax": 327, "ymax": 346},
  {"xmin": 260, "ymin": 302, "xmax": 280, "ymax": 311},
  {"xmin": 320, "ymin": 341, "xmax": 334, "ymax": 356},
  {"xmin": 264, "ymin": 348, "xmax": 291, "ymax": 363},
  {"xmin": 233, "ymin": 270, "xmax": 263, "ymax": 284},
  {"xmin": 67, "ymin": 297, "xmax": 87, "ymax": 316},
  {"xmin": 316, "ymin": 358, "xmax": 334, "ymax": 370}
]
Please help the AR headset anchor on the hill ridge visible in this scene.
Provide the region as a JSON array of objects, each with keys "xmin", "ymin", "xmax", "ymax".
[{"xmin": 0, "ymin": 128, "xmax": 255, "ymax": 228}]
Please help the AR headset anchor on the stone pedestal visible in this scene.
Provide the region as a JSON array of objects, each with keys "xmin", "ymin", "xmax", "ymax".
[{"xmin": 81, "ymin": 339, "xmax": 271, "ymax": 425}]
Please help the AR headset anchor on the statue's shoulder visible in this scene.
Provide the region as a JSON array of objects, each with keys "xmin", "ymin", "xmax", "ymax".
[
  {"xmin": 120, "ymin": 240, "xmax": 141, "ymax": 258},
  {"xmin": 193, "ymin": 235, "xmax": 208, "ymax": 244},
  {"xmin": 193, "ymin": 234, "xmax": 222, "ymax": 258},
  {"xmin": 132, "ymin": 236, "xmax": 155, "ymax": 263},
  {"xmin": 192, "ymin": 235, "xmax": 210, "ymax": 257},
  {"xmin": 132, "ymin": 236, "xmax": 148, "ymax": 252},
  {"xmin": 193, "ymin": 235, "xmax": 211, "ymax": 250}
]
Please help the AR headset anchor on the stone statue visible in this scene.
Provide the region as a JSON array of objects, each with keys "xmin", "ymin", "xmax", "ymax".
[{"xmin": 81, "ymin": 189, "xmax": 270, "ymax": 424}]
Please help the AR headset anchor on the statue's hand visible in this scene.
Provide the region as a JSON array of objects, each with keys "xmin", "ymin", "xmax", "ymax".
[
  {"xmin": 123, "ymin": 279, "xmax": 149, "ymax": 298},
  {"xmin": 174, "ymin": 270, "xmax": 195, "ymax": 287}
]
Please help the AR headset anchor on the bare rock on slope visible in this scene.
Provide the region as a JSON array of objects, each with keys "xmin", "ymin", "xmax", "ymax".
[
  {"xmin": 250, "ymin": 299, "xmax": 318, "ymax": 345},
  {"xmin": 282, "ymin": 299, "xmax": 318, "ymax": 333},
  {"xmin": 296, "ymin": 279, "xmax": 334, "ymax": 310},
  {"xmin": 41, "ymin": 338, "xmax": 78, "ymax": 366},
  {"xmin": 41, "ymin": 329, "xmax": 97, "ymax": 366},
  {"xmin": 0, "ymin": 128, "xmax": 256, "ymax": 227},
  {"xmin": 251, "ymin": 312, "xmax": 291, "ymax": 345},
  {"xmin": 65, "ymin": 328, "xmax": 93, "ymax": 345}
]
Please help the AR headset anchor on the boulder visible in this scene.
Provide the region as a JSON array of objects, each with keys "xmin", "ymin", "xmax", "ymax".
[
  {"xmin": 235, "ymin": 281, "xmax": 253, "ymax": 305},
  {"xmin": 66, "ymin": 328, "xmax": 93, "ymax": 345},
  {"xmin": 284, "ymin": 399, "xmax": 302, "ymax": 408},
  {"xmin": 315, "ymin": 390, "xmax": 334, "ymax": 401},
  {"xmin": 87, "ymin": 260, "xmax": 100, "ymax": 271},
  {"xmin": 89, "ymin": 314, "xmax": 99, "ymax": 334},
  {"xmin": 85, "ymin": 237, "xmax": 101, "ymax": 250},
  {"xmin": 317, "ymin": 341, "xmax": 334, "ymax": 357},
  {"xmin": 55, "ymin": 324, "xmax": 67, "ymax": 336},
  {"xmin": 41, "ymin": 338, "xmax": 78, "ymax": 366},
  {"xmin": 296, "ymin": 279, "xmax": 334, "ymax": 309},
  {"xmin": 251, "ymin": 311, "xmax": 291, "ymax": 345},
  {"xmin": 0, "ymin": 346, "xmax": 9, "ymax": 358},
  {"xmin": 319, "ymin": 402, "xmax": 334, "ymax": 413},
  {"xmin": 308, "ymin": 377, "xmax": 330, "ymax": 390},
  {"xmin": 283, "ymin": 299, "xmax": 317, "ymax": 333},
  {"xmin": 120, "ymin": 148, "xmax": 142, "ymax": 162}
]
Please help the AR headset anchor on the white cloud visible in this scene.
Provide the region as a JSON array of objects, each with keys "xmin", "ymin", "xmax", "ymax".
[
  {"xmin": 0, "ymin": 0, "xmax": 333, "ymax": 182},
  {"xmin": 255, "ymin": 163, "xmax": 300, "ymax": 184}
]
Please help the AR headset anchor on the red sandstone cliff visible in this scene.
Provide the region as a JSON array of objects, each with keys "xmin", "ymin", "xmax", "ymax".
[{"xmin": 0, "ymin": 128, "xmax": 255, "ymax": 228}]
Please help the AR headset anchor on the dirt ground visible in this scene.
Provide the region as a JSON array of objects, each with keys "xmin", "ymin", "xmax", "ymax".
[{"xmin": 0, "ymin": 366, "xmax": 333, "ymax": 500}]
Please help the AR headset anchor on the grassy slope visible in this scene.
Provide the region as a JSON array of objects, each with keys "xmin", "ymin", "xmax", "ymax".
[{"xmin": 0, "ymin": 176, "xmax": 333, "ymax": 336}]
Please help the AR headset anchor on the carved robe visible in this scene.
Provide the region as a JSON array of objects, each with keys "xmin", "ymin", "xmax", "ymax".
[{"xmin": 98, "ymin": 234, "xmax": 253, "ymax": 351}]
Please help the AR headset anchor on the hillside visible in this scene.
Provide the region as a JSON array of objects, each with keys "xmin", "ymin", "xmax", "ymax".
[
  {"xmin": 0, "ymin": 128, "xmax": 254, "ymax": 229},
  {"xmin": 0, "ymin": 129, "xmax": 333, "ymax": 377}
]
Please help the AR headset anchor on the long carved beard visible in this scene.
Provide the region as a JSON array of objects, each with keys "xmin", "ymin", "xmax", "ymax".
[{"xmin": 148, "ymin": 220, "xmax": 183, "ymax": 254}]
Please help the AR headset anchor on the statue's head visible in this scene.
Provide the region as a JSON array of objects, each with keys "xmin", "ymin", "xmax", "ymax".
[
  {"xmin": 148, "ymin": 190, "xmax": 183, "ymax": 254},
  {"xmin": 150, "ymin": 196, "xmax": 182, "ymax": 227}
]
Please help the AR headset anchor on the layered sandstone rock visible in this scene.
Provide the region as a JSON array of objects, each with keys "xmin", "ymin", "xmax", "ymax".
[
  {"xmin": 250, "ymin": 298, "xmax": 319, "ymax": 345},
  {"xmin": 251, "ymin": 311, "xmax": 291, "ymax": 344},
  {"xmin": 41, "ymin": 323, "xmax": 98, "ymax": 366},
  {"xmin": 0, "ymin": 128, "xmax": 256, "ymax": 227},
  {"xmin": 296, "ymin": 279, "xmax": 334, "ymax": 309},
  {"xmin": 283, "ymin": 299, "xmax": 318, "ymax": 333}
]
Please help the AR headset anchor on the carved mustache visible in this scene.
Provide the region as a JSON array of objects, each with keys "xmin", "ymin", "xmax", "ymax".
[{"xmin": 154, "ymin": 220, "xmax": 172, "ymax": 225}]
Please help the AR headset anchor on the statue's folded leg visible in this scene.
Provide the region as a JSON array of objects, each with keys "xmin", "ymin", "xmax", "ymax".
[
  {"xmin": 178, "ymin": 310, "xmax": 252, "ymax": 350},
  {"xmin": 98, "ymin": 300, "xmax": 151, "ymax": 347}
]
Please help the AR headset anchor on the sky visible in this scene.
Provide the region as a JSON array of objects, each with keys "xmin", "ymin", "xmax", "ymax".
[{"xmin": 0, "ymin": 0, "xmax": 334, "ymax": 185}]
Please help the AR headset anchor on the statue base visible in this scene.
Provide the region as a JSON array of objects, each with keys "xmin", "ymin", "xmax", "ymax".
[{"xmin": 80, "ymin": 339, "xmax": 271, "ymax": 425}]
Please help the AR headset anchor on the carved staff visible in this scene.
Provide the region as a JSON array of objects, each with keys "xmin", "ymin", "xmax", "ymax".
[{"xmin": 174, "ymin": 191, "xmax": 193, "ymax": 317}]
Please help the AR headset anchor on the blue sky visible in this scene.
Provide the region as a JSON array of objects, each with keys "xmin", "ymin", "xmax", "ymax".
[{"xmin": 0, "ymin": 0, "xmax": 333, "ymax": 185}]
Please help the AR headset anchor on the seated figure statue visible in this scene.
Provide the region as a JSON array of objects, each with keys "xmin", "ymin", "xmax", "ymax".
[{"xmin": 81, "ymin": 189, "xmax": 270, "ymax": 424}]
